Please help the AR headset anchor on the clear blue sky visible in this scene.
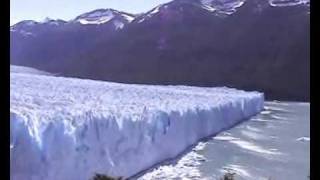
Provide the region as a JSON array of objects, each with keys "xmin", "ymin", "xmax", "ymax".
[{"xmin": 10, "ymin": 0, "xmax": 172, "ymax": 25}]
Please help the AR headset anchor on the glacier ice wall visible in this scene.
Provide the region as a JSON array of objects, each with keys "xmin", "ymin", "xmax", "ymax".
[{"xmin": 10, "ymin": 72, "xmax": 264, "ymax": 180}]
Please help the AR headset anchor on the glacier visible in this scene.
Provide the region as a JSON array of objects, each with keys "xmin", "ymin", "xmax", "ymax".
[{"xmin": 10, "ymin": 68, "xmax": 264, "ymax": 180}]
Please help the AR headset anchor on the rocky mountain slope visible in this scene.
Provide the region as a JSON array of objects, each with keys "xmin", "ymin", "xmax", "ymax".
[{"xmin": 10, "ymin": 0, "xmax": 310, "ymax": 101}]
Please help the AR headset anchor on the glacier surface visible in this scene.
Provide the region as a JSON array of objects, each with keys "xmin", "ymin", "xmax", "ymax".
[{"xmin": 10, "ymin": 69, "xmax": 264, "ymax": 180}]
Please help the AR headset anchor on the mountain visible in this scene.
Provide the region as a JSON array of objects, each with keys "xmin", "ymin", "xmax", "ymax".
[
  {"xmin": 10, "ymin": 9, "xmax": 136, "ymax": 72},
  {"xmin": 73, "ymin": 8, "xmax": 135, "ymax": 25},
  {"xmin": 10, "ymin": 0, "xmax": 310, "ymax": 101}
]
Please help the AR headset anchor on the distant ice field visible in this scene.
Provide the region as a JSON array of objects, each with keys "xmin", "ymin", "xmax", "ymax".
[
  {"xmin": 10, "ymin": 65, "xmax": 53, "ymax": 76},
  {"xmin": 10, "ymin": 66, "xmax": 264, "ymax": 180}
]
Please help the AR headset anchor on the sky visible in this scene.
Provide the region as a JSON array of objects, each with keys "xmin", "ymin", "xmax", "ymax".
[{"xmin": 10, "ymin": 0, "xmax": 172, "ymax": 25}]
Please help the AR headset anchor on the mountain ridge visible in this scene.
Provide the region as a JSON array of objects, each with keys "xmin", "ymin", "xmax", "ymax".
[{"xmin": 10, "ymin": 0, "xmax": 310, "ymax": 101}]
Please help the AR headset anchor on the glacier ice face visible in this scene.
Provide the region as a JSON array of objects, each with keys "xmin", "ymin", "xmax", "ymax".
[{"xmin": 10, "ymin": 70, "xmax": 264, "ymax": 180}]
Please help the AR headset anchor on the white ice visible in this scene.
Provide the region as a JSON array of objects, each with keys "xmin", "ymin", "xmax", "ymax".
[
  {"xmin": 10, "ymin": 65, "xmax": 53, "ymax": 76},
  {"xmin": 296, "ymin": 137, "xmax": 310, "ymax": 142},
  {"xmin": 10, "ymin": 67, "xmax": 264, "ymax": 180}
]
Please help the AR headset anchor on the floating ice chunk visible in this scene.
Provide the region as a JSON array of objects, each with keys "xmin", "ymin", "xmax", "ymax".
[
  {"xmin": 246, "ymin": 125, "xmax": 262, "ymax": 132},
  {"xmin": 241, "ymin": 130, "xmax": 269, "ymax": 140},
  {"xmin": 264, "ymin": 105, "xmax": 291, "ymax": 113},
  {"xmin": 296, "ymin": 137, "xmax": 310, "ymax": 142},
  {"xmin": 271, "ymin": 114, "xmax": 288, "ymax": 121},
  {"xmin": 230, "ymin": 140, "xmax": 282, "ymax": 155},
  {"xmin": 139, "ymin": 143, "xmax": 207, "ymax": 180},
  {"xmin": 213, "ymin": 135, "xmax": 240, "ymax": 141},
  {"xmin": 251, "ymin": 118, "xmax": 270, "ymax": 122},
  {"xmin": 260, "ymin": 110, "xmax": 272, "ymax": 115}
]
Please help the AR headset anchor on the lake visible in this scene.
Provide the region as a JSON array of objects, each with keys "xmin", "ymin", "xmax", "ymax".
[{"xmin": 139, "ymin": 101, "xmax": 310, "ymax": 180}]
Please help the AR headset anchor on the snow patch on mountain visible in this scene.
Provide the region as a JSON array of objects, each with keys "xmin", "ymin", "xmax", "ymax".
[
  {"xmin": 114, "ymin": 20, "xmax": 125, "ymax": 30},
  {"xmin": 78, "ymin": 16, "xmax": 114, "ymax": 25},
  {"xmin": 76, "ymin": 10, "xmax": 115, "ymax": 25},
  {"xmin": 16, "ymin": 20, "xmax": 37, "ymax": 26},
  {"xmin": 121, "ymin": 13, "xmax": 135, "ymax": 22},
  {"xmin": 201, "ymin": 0, "xmax": 245, "ymax": 14},
  {"xmin": 269, "ymin": 0, "xmax": 309, "ymax": 7},
  {"xmin": 137, "ymin": 0, "xmax": 245, "ymax": 21},
  {"xmin": 137, "ymin": 18, "xmax": 146, "ymax": 23},
  {"xmin": 296, "ymin": 137, "xmax": 310, "ymax": 142},
  {"xmin": 40, "ymin": 18, "xmax": 66, "ymax": 26},
  {"xmin": 201, "ymin": 4, "xmax": 217, "ymax": 12},
  {"xmin": 137, "ymin": 5, "xmax": 162, "ymax": 23},
  {"xmin": 150, "ymin": 5, "xmax": 162, "ymax": 15},
  {"xmin": 17, "ymin": 30, "xmax": 34, "ymax": 37},
  {"xmin": 10, "ymin": 19, "xmax": 66, "ymax": 36},
  {"xmin": 135, "ymin": 5, "xmax": 161, "ymax": 23},
  {"xmin": 74, "ymin": 9, "xmax": 135, "ymax": 25},
  {"xmin": 11, "ymin": 20, "xmax": 38, "ymax": 32}
]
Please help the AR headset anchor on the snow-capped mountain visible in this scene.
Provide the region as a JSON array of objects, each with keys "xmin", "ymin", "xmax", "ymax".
[
  {"xmin": 10, "ymin": 8, "xmax": 137, "ymax": 68},
  {"xmin": 71, "ymin": 9, "xmax": 136, "ymax": 31},
  {"xmin": 10, "ymin": 0, "xmax": 310, "ymax": 101},
  {"xmin": 133, "ymin": 0, "xmax": 309, "ymax": 22},
  {"xmin": 10, "ymin": 18, "xmax": 67, "ymax": 37},
  {"xmin": 11, "ymin": 19, "xmax": 66, "ymax": 30},
  {"xmin": 73, "ymin": 9, "xmax": 135, "ymax": 25},
  {"xmin": 41, "ymin": 18, "xmax": 67, "ymax": 25},
  {"xmin": 11, "ymin": 9, "xmax": 136, "ymax": 36},
  {"xmin": 11, "ymin": 20, "xmax": 37, "ymax": 29},
  {"xmin": 10, "ymin": 20, "xmax": 38, "ymax": 36},
  {"xmin": 201, "ymin": 0, "xmax": 246, "ymax": 13},
  {"xmin": 133, "ymin": 0, "xmax": 245, "ymax": 23}
]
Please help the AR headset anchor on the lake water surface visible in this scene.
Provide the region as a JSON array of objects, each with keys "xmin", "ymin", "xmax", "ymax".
[{"xmin": 139, "ymin": 101, "xmax": 310, "ymax": 180}]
